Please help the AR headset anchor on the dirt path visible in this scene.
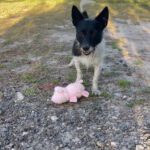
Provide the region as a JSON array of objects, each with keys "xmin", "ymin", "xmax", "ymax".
[
  {"xmin": 114, "ymin": 19, "xmax": 150, "ymax": 86},
  {"xmin": 0, "ymin": 0, "xmax": 150, "ymax": 150}
]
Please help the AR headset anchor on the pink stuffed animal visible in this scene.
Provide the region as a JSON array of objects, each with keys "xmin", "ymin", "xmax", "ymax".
[{"xmin": 51, "ymin": 80, "xmax": 89, "ymax": 104}]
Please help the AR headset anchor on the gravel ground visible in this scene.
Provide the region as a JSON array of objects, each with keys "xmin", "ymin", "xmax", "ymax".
[{"xmin": 0, "ymin": 0, "xmax": 150, "ymax": 150}]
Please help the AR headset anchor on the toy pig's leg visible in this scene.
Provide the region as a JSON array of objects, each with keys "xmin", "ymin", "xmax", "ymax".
[
  {"xmin": 74, "ymin": 59, "xmax": 82, "ymax": 81},
  {"xmin": 82, "ymin": 91, "xmax": 89, "ymax": 97},
  {"xmin": 70, "ymin": 96, "xmax": 77, "ymax": 103}
]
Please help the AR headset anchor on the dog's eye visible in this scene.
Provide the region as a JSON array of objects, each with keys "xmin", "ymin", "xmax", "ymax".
[{"xmin": 81, "ymin": 30, "xmax": 87, "ymax": 35}]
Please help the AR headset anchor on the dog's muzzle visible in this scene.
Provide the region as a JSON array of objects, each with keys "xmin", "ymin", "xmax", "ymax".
[{"xmin": 81, "ymin": 47, "xmax": 95, "ymax": 55}]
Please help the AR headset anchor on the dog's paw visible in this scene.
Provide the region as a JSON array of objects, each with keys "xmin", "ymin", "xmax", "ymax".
[{"xmin": 92, "ymin": 88, "xmax": 101, "ymax": 96}]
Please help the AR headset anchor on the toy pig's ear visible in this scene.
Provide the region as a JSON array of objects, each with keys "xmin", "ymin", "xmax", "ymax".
[{"xmin": 55, "ymin": 87, "xmax": 64, "ymax": 93}]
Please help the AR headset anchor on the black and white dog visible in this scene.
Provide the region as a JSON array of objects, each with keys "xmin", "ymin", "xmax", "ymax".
[{"xmin": 70, "ymin": 5, "xmax": 109, "ymax": 95}]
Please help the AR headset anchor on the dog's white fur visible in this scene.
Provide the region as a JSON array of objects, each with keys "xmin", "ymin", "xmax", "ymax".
[{"xmin": 69, "ymin": 39, "xmax": 105, "ymax": 95}]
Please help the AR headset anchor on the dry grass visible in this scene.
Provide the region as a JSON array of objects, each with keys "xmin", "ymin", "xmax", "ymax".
[{"xmin": 0, "ymin": 0, "xmax": 68, "ymax": 37}]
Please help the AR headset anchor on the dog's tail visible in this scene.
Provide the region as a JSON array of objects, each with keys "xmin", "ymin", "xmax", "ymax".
[
  {"xmin": 68, "ymin": 59, "xmax": 74, "ymax": 67},
  {"xmin": 57, "ymin": 59, "xmax": 74, "ymax": 69},
  {"xmin": 80, "ymin": 0, "xmax": 95, "ymax": 13}
]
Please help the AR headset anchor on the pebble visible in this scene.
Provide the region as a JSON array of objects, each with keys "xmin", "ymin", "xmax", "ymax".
[
  {"xmin": 146, "ymin": 139, "xmax": 150, "ymax": 146},
  {"xmin": 15, "ymin": 92, "xmax": 24, "ymax": 102},
  {"xmin": 111, "ymin": 142, "xmax": 117, "ymax": 147},
  {"xmin": 123, "ymin": 95, "xmax": 127, "ymax": 100},
  {"xmin": 22, "ymin": 131, "xmax": 28, "ymax": 136},
  {"xmin": 51, "ymin": 116, "xmax": 58, "ymax": 122},
  {"xmin": 114, "ymin": 92, "xmax": 122, "ymax": 98},
  {"xmin": 96, "ymin": 141, "xmax": 104, "ymax": 148},
  {"xmin": 136, "ymin": 145, "xmax": 144, "ymax": 150}
]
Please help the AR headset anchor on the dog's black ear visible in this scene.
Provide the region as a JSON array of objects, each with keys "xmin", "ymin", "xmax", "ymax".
[
  {"xmin": 82, "ymin": 11, "xmax": 89, "ymax": 18},
  {"xmin": 95, "ymin": 6, "xmax": 109, "ymax": 29},
  {"xmin": 72, "ymin": 5, "xmax": 84, "ymax": 26}
]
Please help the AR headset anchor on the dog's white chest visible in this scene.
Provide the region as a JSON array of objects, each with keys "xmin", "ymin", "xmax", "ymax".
[{"xmin": 77, "ymin": 54, "xmax": 97, "ymax": 68}]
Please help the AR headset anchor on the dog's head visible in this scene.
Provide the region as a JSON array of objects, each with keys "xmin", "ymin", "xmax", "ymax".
[{"xmin": 72, "ymin": 5, "xmax": 109, "ymax": 55}]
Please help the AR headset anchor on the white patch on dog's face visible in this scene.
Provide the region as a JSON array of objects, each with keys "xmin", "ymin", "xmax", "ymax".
[
  {"xmin": 80, "ymin": 47, "xmax": 95, "ymax": 55},
  {"xmin": 76, "ymin": 41, "xmax": 95, "ymax": 55}
]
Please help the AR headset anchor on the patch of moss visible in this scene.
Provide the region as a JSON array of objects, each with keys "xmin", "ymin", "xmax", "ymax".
[
  {"xmin": 134, "ymin": 59, "xmax": 143, "ymax": 66},
  {"xmin": 118, "ymin": 79, "xmax": 131, "ymax": 89},
  {"xmin": 100, "ymin": 91, "xmax": 112, "ymax": 99},
  {"xmin": 0, "ymin": 64, "xmax": 6, "ymax": 69},
  {"xmin": 21, "ymin": 73, "xmax": 38, "ymax": 83},
  {"xmin": 126, "ymin": 99, "xmax": 145, "ymax": 108},
  {"xmin": 24, "ymin": 87, "xmax": 37, "ymax": 96},
  {"xmin": 141, "ymin": 87, "xmax": 150, "ymax": 94},
  {"xmin": 67, "ymin": 71, "xmax": 76, "ymax": 82},
  {"xmin": 111, "ymin": 40, "xmax": 123, "ymax": 52}
]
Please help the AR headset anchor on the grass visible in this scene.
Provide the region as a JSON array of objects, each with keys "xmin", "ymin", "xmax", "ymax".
[
  {"xmin": 0, "ymin": 64, "xmax": 6, "ymax": 69},
  {"xmin": 112, "ymin": 40, "xmax": 122, "ymax": 52},
  {"xmin": 134, "ymin": 59, "xmax": 143, "ymax": 66},
  {"xmin": 0, "ymin": 0, "xmax": 66, "ymax": 33},
  {"xmin": 100, "ymin": 91, "xmax": 112, "ymax": 99},
  {"xmin": 21, "ymin": 73, "xmax": 38, "ymax": 83},
  {"xmin": 118, "ymin": 79, "xmax": 131, "ymax": 89},
  {"xmin": 111, "ymin": 38, "xmax": 126, "ymax": 52},
  {"xmin": 83, "ymin": 80, "xmax": 90, "ymax": 87},
  {"xmin": 103, "ymin": 71, "xmax": 120, "ymax": 78},
  {"xmin": 52, "ymin": 79, "xmax": 60, "ymax": 84},
  {"xmin": 141, "ymin": 87, "xmax": 150, "ymax": 94},
  {"xmin": 126, "ymin": 99, "xmax": 146, "ymax": 108},
  {"xmin": 67, "ymin": 71, "xmax": 76, "ymax": 82},
  {"xmin": 23, "ymin": 87, "xmax": 37, "ymax": 96}
]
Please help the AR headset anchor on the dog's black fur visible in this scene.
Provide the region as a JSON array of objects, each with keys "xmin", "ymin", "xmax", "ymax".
[{"xmin": 72, "ymin": 5, "xmax": 109, "ymax": 56}]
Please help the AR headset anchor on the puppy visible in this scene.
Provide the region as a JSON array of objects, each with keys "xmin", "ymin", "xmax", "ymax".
[{"xmin": 70, "ymin": 5, "xmax": 109, "ymax": 95}]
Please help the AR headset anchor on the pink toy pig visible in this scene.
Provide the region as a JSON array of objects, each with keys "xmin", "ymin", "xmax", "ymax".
[{"xmin": 51, "ymin": 80, "xmax": 89, "ymax": 104}]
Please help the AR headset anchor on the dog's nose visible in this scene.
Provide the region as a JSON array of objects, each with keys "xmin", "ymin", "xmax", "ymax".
[{"xmin": 83, "ymin": 46, "xmax": 90, "ymax": 51}]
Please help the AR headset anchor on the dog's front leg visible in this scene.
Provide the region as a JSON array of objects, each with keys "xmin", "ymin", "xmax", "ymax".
[
  {"xmin": 74, "ymin": 60, "xmax": 82, "ymax": 81},
  {"xmin": 92, "ymin": 65, "xmax": 101, "ymax": 95}
]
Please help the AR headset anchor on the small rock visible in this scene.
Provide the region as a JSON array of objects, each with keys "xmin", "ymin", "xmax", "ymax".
[
  {"xmin": 114, "ymin": 92, "xmax": 122, "ymax": 97},
  {"xmin": 146, "ymin": 139, "xmax": 150, "ymax": 146},
  {"xmin": 111, "ymin": 142, "xmax": 117, "ymax": 147},
  {"xmin": 15, "ymin": 92, "xmax": 24, "ymax": 102},
  {"xmin": 127, "ymin": 97, "xmax": 132, "ymax": 101},
  {"xmin": 47, "ymin": 98, "xmax": 50, "ymax": 101},
  {"xmin": 51, "ymin": 116, "xmax": 58, "ymax": 122},
  {"xmin": 136, "ymin": 145, "xmax": 144, "ymax": 150},
  {"xmin": 96, "ymin": 141, "xmax": 104, "ymax": 148},
  {"xmin": 5, "ymin": 143, "xmax": 14, "ymax": 149},
  {"xmin": 123, "ymin": 95, "xmax": 127, "ymax": 100},
  {"xmin": 22, "ymin": 131, "xmax": 28, "ymax": 136},
  {"xmin": 73, "ymin": 137, "xmax": 80, "ymax": 143},
  {"xmin": 77, "ymin": 127, "xmax": 82, "ymax": 130}
]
